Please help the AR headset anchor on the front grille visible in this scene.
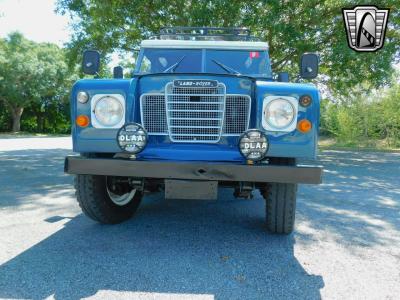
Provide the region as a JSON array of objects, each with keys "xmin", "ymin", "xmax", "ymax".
[
  {"xmin": 140, "ymin": 82, "xmax": 251, "ymax": 142},
  {"xmin": 140, "ymin": 94, "xmax": 168, "ymax": 134},
  {"xmin": 165, "ymin": 82, "xmax": 226, "ymax": 143},
  {"xmin": 224, "ymin": 95, "xmax": 251, "ymax": 134}
]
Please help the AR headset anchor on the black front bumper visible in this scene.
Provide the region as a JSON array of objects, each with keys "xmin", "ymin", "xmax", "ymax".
[{"xmin": 64, "ymin": 156, "xmax": 322, "ymax": 184}]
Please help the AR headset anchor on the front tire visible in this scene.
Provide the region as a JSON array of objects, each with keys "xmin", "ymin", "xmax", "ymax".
[
  {"xmin": 260, "ymin": 158, "xmax": 297, "ymax": 234},
  {"xmin": 74, "ymin": 175, "xmax": 142, "ymax": 224}
]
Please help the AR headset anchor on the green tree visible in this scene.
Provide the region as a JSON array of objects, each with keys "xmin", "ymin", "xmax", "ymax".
[
  {"xmin": 57, "ymin": 0, "xmax": 400, "ymax": 95},
  {"xmin": 0, "ymin": 32, "xmax": 75, "ymax": 132},
  {"xmin": 320, "ymin": 73, "xmax": 400, "ymax": 147},
  {"xmin": 380, "ymin": 79, "xmax": 400, "ymax": 146}
]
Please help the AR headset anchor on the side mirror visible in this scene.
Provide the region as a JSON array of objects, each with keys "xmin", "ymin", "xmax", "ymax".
[
  {"xmin": 300, "ymin": 53, "xmax": 319, "ymax": 79},
  {"xmin": 277, "ymin": 72, "xmax": 289, "ymax": 82},
  {"xmin": 82, "ymin": 50, "xmax": 100, "ymax": 75},
  {"xmin": 113, "ymin": 66, "xmax": 124, "ymax": 79}
]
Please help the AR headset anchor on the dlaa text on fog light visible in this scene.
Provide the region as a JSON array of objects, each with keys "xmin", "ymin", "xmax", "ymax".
[
  {"xmin": 117, "ymin": 123, "xmax": 148, "ymax": 154},
  {"xmin": 239, "ymin": 129, "xmax": 269, "ymax": 161}
]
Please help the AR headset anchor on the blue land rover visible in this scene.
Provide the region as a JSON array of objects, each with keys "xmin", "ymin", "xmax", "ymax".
[{"xmin": 65, "ymin": 27, "xmax": 322, "ymax": 234}]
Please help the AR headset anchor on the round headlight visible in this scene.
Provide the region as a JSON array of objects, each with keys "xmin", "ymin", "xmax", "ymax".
[
  {"xmin": 264, "ymin": 99, "xmax": 295, "ymax": 129},
  {"xmin": 94, "ymin": 96, "xmax": 124, "ymax": 127},
  {"xmin": 77, "ymin": 91, "xmax": 89, "ymax": 103}
]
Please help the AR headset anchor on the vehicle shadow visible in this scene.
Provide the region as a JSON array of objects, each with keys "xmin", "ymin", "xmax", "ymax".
[
  {"xmin": 0, "ymin": 189, "xmax": 324, "ymax": 299},
  {"xmin": 298, "ymin": 150, "xmax": 400, "ymax": 247}
]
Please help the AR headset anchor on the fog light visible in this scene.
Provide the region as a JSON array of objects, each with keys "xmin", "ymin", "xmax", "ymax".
[
  {"xmin": 76, "ymin": 115, "xmax": 90, "ymax": 127},
  {"xmin": 297, "ymin": 119, "xmax": 312, "ymax": 133},
  {"xmin": 299, "ymin": 95, "xmax": 312, "ymax": 107},
  {"xmin": 239, "ymin": 129, "xmax": 269, "ymax": 161},
  {"xmin": 117, "ymin": 123, "xmax": 148, "ymax": 153}
]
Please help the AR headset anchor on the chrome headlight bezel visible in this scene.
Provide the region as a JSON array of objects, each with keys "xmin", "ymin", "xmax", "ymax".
[
  {"xmin": 91, "ymin": 94, "xmax": 125, "ymax": 128},
  {"xmin": 262, "ymin": 96, "xmax": 298, "ymax": 132}
]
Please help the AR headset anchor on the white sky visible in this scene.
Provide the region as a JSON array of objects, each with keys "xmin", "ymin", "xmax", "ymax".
[
  {"xmin": 0, "ymin": 0, "xmax": 127, "ymax": 67},
  {"xmin": 0, "ymin": 0, "xmax": 71, "ymax": 46}
]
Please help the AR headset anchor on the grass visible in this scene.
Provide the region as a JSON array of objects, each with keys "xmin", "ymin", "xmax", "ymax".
[
  {"xmin": 0, "ymin": 132, "xmax": 70, "ymax": 139},
  {"xmin": 319, "ymin": 136, "xmax": 400, "ymax": 153}
]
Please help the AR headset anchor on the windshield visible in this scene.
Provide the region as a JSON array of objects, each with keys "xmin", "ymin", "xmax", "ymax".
[{"xmin": 136, "ymin": 48, "xmax": 272, "ymax": 77}]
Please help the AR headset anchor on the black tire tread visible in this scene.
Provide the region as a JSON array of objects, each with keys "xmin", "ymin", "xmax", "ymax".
[
  {"xmin": 260, "ymin": 157, "xmax": 297, "ymax": 234},
  {"xmin": 74, "ymin": 175, "xmax": 99, "ymax": 222}
]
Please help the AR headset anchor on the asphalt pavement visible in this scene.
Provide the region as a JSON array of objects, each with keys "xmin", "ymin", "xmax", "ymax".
[{"xmin": 0, "ymin": 137, "xmax": 399, "ymax": 299}]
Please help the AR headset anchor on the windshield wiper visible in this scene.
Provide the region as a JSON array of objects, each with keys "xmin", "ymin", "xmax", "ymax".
[
  {"xmin": 211, "ymin": 59, "xmax": 241, "ymax": 75},
  {"xmin": 163, "ymin": 56, "xmax": 186, "ymax": 73}
]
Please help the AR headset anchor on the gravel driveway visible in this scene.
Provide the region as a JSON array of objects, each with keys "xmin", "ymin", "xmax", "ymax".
[{"xmin": 0, "ymin": 137, "xmax": 399, "ymax": 299}]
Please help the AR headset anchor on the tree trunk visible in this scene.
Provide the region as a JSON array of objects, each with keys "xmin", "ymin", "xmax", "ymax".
[
  {"xmin": 11, "ymin": 107, "xmax": 24, "ymax": 132},
  {"xmin": 36, "ymin": 113, "xmax": 44, "ymax": 132}
]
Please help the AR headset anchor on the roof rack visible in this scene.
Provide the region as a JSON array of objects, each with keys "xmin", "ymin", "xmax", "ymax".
[{"xmin": 151, "ymin": 27, "xmax": 260, "ymax": 42}]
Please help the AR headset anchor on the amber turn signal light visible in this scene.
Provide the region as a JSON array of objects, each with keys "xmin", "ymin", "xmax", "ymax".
[
  {"xmin": 297, "ymin": 119, "xmax": 312, "ymax": 133},
  {"xmin": 76, "ymin": 115, "xmax": 90, "ymax": 127}
]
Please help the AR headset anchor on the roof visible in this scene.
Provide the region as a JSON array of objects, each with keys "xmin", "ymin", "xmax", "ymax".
[{"xmin": 140, "ymin": 39, "xmax": 269, "ymax": 50}]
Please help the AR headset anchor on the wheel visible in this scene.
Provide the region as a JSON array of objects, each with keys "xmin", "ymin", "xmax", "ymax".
[
  {"xmin": 74, "ymin": 175, "xmax": 143, "ymax": 224},
  {"xmin": 259, "ymin": 158, "xmax": 297, "ymax": 234}
]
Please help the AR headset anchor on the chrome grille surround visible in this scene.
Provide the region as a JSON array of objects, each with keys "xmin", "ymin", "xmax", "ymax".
[
  {"xmin": 165, "ymin": 82, "xmax": 226, "ymax": 143},
  {"xmin": 140, "ymin": 83, "xmax": 251, "ymax": 142}
]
